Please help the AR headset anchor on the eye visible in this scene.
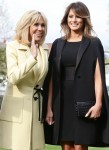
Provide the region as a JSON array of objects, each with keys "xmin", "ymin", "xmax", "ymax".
[
  {"xmin": 76, "ymin": 15, "xmax": 81, "ymax": 19},
  {"xmin": 34, "ymin": 23, "xmax": 39, "ymax": 26},
  {"xmin": 41, "ymin": 23, "xmax": 45, "ymax": 27},
  {"xmin": 68, "ymin": 15, "xmax": 73, "ymax": 18},
  {"xmin": 34, "ymin": 23, "xmax": 45, "ymax": 27}
]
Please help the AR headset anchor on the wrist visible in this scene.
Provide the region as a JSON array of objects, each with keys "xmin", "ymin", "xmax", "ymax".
[
  {"xmin": 33, "ymin": 55, "xmax": 37, "ymax": 60},
  {"xmin": 34, "ymin": 56, "xmax": 37, "ymax": 60},
  {"xmin": 47, "ymin": 106, "xmax": 52, "ymax": 111},
  {"xmin": 95, "ymin": 102, "xmax": 102, "ymax": 108}
]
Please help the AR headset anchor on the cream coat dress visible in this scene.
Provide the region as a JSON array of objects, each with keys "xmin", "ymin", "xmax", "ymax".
[{"xmin": 0, "ymin": 40, "xmax": 49, "ymax": 150}]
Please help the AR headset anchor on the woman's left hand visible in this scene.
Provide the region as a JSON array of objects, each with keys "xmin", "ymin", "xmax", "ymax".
[{"xmin": 85, "ymin": 103, "xmax": 102, "ymax": 119}]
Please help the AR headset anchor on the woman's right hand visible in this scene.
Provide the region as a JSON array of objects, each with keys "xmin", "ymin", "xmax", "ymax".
[
  {"xmin": 31, "ymin": 34, "xmax": 38, "ymax": 59},
  {"xmin": 46, "ymin": 108, "xmax": 54, "ymax": 125}
]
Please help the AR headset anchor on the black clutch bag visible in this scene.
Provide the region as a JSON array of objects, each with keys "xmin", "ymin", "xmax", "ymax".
[{"xmin": 75, "ymin": 101, "xmax": 95, "ymax": 117}]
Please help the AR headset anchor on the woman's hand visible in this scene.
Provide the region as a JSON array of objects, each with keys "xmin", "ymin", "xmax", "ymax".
[
  {"xmin": 46, "ymin": 108, "xmax": 54, "ymax": 125},
  {"xmin": 31, "ymin": 34, "xmax": 38, "ymax": 59},
  {"xmin": 85, "ymin": 103, "xmax": 102, "ymax": 119}
]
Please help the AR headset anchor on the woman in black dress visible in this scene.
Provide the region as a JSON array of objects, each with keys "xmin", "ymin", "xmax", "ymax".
[{"xmin": 44, "ymin": 1, "xmax": 109, "ymax": 150}]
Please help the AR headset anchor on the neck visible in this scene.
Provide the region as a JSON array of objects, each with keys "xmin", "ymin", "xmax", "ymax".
[{"xmin": 68, "ymin": 31, "xmax": 83, "ymax": 42}]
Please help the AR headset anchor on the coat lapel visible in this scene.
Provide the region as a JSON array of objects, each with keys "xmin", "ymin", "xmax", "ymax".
[
  {"xmin": 56, "ymin": 38, "xmax": 66, "ymax": 72},
  {"xmin": 75, "ymin": 36, "xmax": 90, "ymax": 70},
  {"xmin": 56, "ymin": 38, "xmax": 66, "ymax": 59},
  {"xmin": 55, "ymin": 37, "xmax": 90, "ymax": 77},
  {"xmin": 34, "ymin": 44, "xmax": 49, "ymax": 84},
  {"xmin": 18, "ymin": 43, "xmax": 31, "ymax": 58}
]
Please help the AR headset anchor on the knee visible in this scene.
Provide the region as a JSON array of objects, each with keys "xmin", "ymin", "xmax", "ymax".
[{"xmin": 74, "ymin": 144, "xmax": 88, "ymax": 150}]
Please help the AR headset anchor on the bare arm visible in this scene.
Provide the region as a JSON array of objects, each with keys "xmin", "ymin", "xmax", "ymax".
[
  {"xmin": 94, "ymin": 59, "xmax": 103, "ymax": 107},
  {"xmin": 47, "ymin": 78, "xmax": 52, "ymax": 111},
  {"xmin": 46, "ymin": 78, "xmax": 54, "ymax": 125},
  {"xmin": 85, "ymin": 59, "xmax": 103, "ymax": 119}
]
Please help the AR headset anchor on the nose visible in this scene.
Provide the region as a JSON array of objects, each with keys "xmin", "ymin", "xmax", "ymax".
[
  {"xmin": 72, "ymin": 16, "xmax": 77, "ymax": 21},
  {"xmin": 37, "ymin": 25, "xmax": 43, "ymax": 30}
]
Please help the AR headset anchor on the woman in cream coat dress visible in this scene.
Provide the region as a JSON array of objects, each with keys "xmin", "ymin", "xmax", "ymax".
[{"xmin": 0, "ymin": 10, "xmax": 49, "ymax": 150}]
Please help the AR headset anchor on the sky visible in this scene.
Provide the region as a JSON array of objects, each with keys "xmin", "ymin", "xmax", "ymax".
[{"xmin": 3, "ymin": 0, "xmax": 109, "ymax": 49}]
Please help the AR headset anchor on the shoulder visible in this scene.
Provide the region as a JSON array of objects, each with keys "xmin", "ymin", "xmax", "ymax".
[
  {"xmin": 42, "ymin": 43, "xmax": 50, "ymax": 51},
  {"xmin": 6, "ymin": 40, "xmax": 20, "ymax": 55},
  {"xmin": 51, "ymin": 37, "xmax": 66, "ymax": 51},
  {"xmin": 90, "ymin": 36, "xmax": 102, "ymax": 45},
  {"xmin": 90, "ymin": 36, "xmax": 104, "ymax": 52},
  {"xmin": 41, "ymin": 43, "xmax": 50, "ymax": 56},
  {"xmin": 6, "ymin": 40, "xmax": 21, "ymax": 54},
  {"xmin": 48, "ymin": 37, "xmax": 66, "ymax": 60},
  {"xmin": 6, "ymin": 40, "xmax": 20, "ymax": 48},
  {"xmin": 52, "ymin": 37, "xmax": 65, "ymax": 45},
  {"xmin": 90, "ymin": 37, "xmax": 105, "ymax": 59}
]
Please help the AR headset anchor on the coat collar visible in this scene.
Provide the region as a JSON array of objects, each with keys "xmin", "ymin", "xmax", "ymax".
[
  {"xmin": 18, "ymin": 44, "xmax": 29, "ymax": 51},
  {"xmin": 55, "ymin": 36, "xmax": 91, "ymax": 73},
  {"xmin": 56, "ymin": 38, "xmax": 67, "ymax": 59},
  {"xmin": 18, "ymin": 43, "xmax": 49, "ymax": 51},
  {"xmin": 76, "ymin": 36, "xmax": 90, "ymax": 70}
]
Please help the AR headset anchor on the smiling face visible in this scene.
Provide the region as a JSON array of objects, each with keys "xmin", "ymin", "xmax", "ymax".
[
  {"xmin": 29, "ymin": 16, "xmax": 45, "ymax": 44},
  {"xmin": 67, "ymin": 9, "xmax": 84, "ymax": 33}
]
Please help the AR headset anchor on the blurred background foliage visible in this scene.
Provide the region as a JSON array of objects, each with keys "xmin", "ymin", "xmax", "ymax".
[{"xmin": 0, "ymin": 42, "xmax": 6, "ymax": 77}]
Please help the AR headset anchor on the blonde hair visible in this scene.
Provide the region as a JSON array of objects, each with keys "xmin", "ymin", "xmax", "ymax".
[
  {"xmin": 15, "ymin": 10, "xmax": 47, "ymax": 45},
  {"xmin": 61, "ymin": 1, "xmax": 95, "ymax": 39}
]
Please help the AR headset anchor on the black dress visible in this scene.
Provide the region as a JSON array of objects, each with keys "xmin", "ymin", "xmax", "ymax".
[{"xmin": 59, "ymin": 41, "xmax": 99, "ymax": 145}]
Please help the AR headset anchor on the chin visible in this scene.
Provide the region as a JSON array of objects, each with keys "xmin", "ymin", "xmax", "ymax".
[
  {"xmin": 35, "ymin": 37, "xmax": 41, "ymax": 41},
  {"xmin": 35, "ymin": 39, "xmax": 40, "ymax": 44}
]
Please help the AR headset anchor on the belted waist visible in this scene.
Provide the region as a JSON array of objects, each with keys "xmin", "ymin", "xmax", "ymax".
[
  {"xmin": 62, "ymin": 66, "xmax": 75, "ymax": 80},
  {"xmin": 33, "ymin": 85, "xmax": 43, "ymax": 122}
]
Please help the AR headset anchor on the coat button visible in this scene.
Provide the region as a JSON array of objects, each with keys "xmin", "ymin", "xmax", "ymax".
[{"xmin": 77, "ymin": 75, "xmax": 81, "ymax": 78}]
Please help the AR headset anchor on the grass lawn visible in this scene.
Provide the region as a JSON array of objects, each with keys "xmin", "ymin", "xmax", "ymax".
[
  {"xmin": 0, "ymin": 145, "xmax": 109, "ymax": 150},
  {"xmin": 45, "ymin": 145, "xmax": 109, "ymax": 150}
]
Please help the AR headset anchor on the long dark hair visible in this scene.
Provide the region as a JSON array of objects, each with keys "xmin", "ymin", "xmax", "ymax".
[{"xmin": 61, "ymin": 1, "xmax": 95, "ymax": 39}]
